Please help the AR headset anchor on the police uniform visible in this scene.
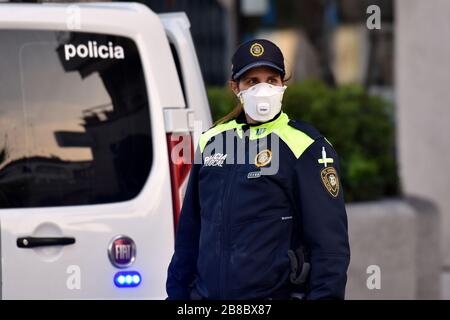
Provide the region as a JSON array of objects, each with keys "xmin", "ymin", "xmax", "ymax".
[{"xmin": 166, "ymin": 40, "xmax": 350, "ymax": 300}]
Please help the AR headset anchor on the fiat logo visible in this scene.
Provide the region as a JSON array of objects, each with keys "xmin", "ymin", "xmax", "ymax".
[{"xmin": 108, "ymin": 235, "xmax": 136, "ymax": 268}]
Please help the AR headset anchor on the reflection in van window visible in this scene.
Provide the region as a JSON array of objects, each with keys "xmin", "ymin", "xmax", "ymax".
[{"xmin": 0, "ymin": 31, "xmax": 153, "ymax": 208}]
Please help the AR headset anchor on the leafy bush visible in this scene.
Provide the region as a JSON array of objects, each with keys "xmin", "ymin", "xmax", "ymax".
[{"xmin": 207, "ymin": 80, "xmax": 399, "ymax": 202}]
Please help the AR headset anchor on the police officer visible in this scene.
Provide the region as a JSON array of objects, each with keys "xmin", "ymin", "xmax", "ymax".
[{"xmin": 166, "ymin": 39, "xmax": 350, "ymax": 300}]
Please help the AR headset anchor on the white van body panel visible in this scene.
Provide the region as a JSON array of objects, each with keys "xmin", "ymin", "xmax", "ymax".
[
  {"xmin": 160, "ymin": 12, "xmax": 213, "ymax": 144},
  {"xmin": 0, "ymin": 2, "xmax": 190, "ymax": 299}
]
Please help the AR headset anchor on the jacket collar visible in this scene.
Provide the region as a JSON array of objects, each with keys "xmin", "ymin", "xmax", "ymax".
[
  {"xmin": 233, "ymin": 110, "xmax": 289, "ymax": 140},
  {"xmin": 235, "ymin": 109, "xmax": 283, "ymax": 126}
]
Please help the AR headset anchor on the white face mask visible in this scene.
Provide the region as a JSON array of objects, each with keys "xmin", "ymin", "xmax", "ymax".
[{"xmin": 237, "ymin": 82, "xmax": 287, "ymax": 122}]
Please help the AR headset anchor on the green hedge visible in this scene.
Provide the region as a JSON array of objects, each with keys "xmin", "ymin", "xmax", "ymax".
[{"xmin": 207, "ymin": 80, "xmax": 399, "ymax": 202}]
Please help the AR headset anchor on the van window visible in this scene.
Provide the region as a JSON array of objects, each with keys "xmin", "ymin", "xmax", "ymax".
[{"xmin": 0, "ymin": 31, "xmax": 153, "ymax": 208}]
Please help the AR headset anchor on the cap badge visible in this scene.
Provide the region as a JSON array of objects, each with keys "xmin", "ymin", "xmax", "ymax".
[{"xmin": 250, "ymin": 43, "xmax": 264, "ymax": 57}]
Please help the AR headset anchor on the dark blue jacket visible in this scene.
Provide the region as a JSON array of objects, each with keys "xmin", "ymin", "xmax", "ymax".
[{"xmin": 166, "ymin": 111, "xmax": 350, "ymax": 300}]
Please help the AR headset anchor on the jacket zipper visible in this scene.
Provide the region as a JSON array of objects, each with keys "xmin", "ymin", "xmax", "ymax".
[{"xmin": 219, "ymin": 125, "xmax": 249, "ymax": 299}]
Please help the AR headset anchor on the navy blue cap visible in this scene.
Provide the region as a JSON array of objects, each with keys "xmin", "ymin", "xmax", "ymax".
[{"xmin": 231, "ymin": 39, "xmax": 285, "ymax": 80}]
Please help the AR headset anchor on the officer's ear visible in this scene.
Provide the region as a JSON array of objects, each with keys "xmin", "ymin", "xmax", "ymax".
[{"xmin": 228, "ymin": 80, "xmax": 240, "ymax": 96}]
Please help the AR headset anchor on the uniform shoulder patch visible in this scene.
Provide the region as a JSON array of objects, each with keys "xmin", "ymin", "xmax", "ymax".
[
  {"xmin": 288, "ymin": 119, "xmax": 323, "ymax": 141},
  {"xmin": 199, "ymin": 120, "xmax": 240, "ymax": 152},
  {"xmin": 275, "ymin": 123, "xmax": 315, "ymax": 159},
  {"xmin": 320, "ymin": 166, "xmax": 340, "ymax": 198}
]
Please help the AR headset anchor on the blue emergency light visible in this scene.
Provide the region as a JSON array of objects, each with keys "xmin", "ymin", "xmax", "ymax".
[{"xmin": 114, "ymin": 271, "xmax": 141, "ymax": 288}]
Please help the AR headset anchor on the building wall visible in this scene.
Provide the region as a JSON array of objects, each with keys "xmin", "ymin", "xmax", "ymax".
[
  {"xmin": 396, "ymin": 0, "xmax": 450, "ymax": 275},
  {"xmin": 141, "ymin": 0, "xmax": 230, "ymax": 85}
]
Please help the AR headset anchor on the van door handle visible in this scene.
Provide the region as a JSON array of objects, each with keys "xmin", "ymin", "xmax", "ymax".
[{"xmin": 17, "ymin": 236, "xmax": 76, "ymax": 248}]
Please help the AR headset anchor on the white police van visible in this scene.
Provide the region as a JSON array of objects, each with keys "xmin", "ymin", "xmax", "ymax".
[{"xmin": 0, "ymin": 2, "xmax": 212, "ymax": 299}]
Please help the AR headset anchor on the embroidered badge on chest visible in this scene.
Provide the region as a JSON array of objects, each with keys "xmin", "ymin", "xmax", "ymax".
[
  {"xmin": 320, "ymin": 167, "xmax": 340, "ymax": 198},
  {"xmin": 204, "ymin": 153, "xmax": 227, "ymax": 167},
  {"xmin": 255, "ymin": 149, "xmax": 272, "ymax": 167}
]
